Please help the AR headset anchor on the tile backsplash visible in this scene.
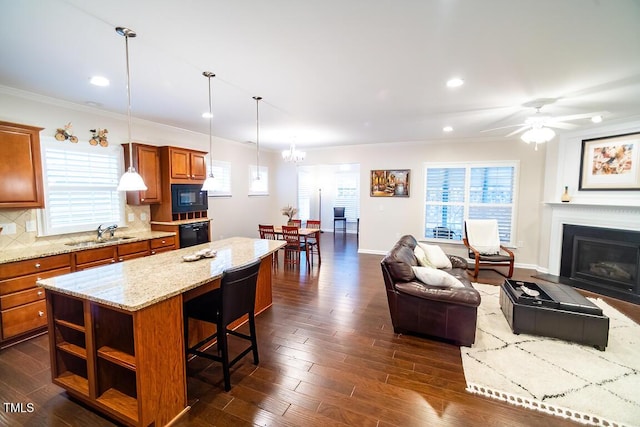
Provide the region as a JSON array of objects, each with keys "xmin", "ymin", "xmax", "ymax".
[{"xmin": 0, "ymin": 205, "xmax": 151, "ymax": 251}]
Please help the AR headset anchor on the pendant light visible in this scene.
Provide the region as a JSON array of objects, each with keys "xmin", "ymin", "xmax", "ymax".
[
  {"xmin": 253, "ymin": 96, "xmax": 262, "ymax": 181},
  {"xmin": 116, "ymin": 26, "xmax": 147, "ymax": 192},
  {"xmin": 201, "ymin": 71, "xmax": 216, "ymax": 192}
]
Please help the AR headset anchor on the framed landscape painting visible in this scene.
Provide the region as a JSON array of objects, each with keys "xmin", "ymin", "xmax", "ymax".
[
  {"xmin": 579, "ymin": 132, "xmax": 640, "ymax": 191},
  {"xmin": 370, "ymin": 169, "xmax": 410, "ymax": 197}
]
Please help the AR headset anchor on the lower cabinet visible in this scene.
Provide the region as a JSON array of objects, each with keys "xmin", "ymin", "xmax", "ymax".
[
  {"xmin": 47, "ymin": 291, "xmax": 186, "ymax": 426},
  {"xmin": 0, "ymin": 254, "xmax": 71, "ymax": 348}
]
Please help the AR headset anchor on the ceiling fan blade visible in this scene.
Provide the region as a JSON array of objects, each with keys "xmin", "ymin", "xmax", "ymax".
[
  {"xmin": 480, "ymin": 123, "xmax": 526, "ymax": 133},
  {"xmin": 551, "ymin": 112, "xmax": 606, "ymax": 122},
  {"xmin": 546, "ymin": 121, "xmax": 579, "ymax": 130},
  {"xmin": 505, "ymin": 125, "xmax": 530, "ymax": 137}
]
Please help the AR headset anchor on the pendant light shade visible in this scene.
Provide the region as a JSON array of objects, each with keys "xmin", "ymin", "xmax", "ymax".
[
  {"xmin": 116, "ymin": 26, "xmax": 147, "ymax": 192},
  {"xmin": 201, "ymin": 71, "xmax": 216, "ymax": 192},
  {"xmin": 253, "ymin": 96, "xmax": 262, "ymax": 181}
]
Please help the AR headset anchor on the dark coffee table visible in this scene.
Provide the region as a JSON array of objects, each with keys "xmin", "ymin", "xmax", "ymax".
[{"xmin": 500, "ymin": 279, "xmax": 609, "ymax": 350}]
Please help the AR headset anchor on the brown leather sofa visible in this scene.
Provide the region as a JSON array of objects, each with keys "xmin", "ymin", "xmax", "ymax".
[{"xmin": 380, "ymin": 235, "xmax": 481, "ymax": 346}]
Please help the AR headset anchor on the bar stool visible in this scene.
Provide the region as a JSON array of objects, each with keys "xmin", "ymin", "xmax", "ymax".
[{"xmin": 183, "ymin": 259, "xmax": 261, "ymax": 391}]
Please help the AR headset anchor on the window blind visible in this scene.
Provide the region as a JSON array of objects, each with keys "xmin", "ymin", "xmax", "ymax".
[
  {"xmin": 206, "ymin": 159, "xmax": 232, "ymax": 197},
  {"xmin": 38, "ymin": 141, "xmax": 124, "ymax": 236},
  {"xmin": 424, "ymin": 162, "xmax": 517, "ymax": 244}
]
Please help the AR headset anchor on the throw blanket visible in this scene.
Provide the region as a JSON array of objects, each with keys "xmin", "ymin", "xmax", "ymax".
[{"xmin": 466, "ymin": 219, "xmax": 500, "ymax": 255}]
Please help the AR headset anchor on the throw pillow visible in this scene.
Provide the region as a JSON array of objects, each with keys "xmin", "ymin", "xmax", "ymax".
[
  {"xmin": 412, "ymin": 266, "xmax": 465, "ymax": 288},
  {"xmin": 414, "ymin": 245, "xmax": 433, "ymax": 267},
  {"xmin": 417, "ymin": 243, "xmax": 452, "ymax": 269}
]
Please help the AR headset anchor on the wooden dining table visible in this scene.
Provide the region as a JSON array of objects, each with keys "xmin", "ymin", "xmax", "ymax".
[{"xmin": 272, "ymin": 226, "xmax": 321, "ymax": 265}]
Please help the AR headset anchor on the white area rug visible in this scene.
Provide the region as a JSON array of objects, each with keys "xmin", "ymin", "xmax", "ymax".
[{"xmin": 461, "ymin": 283, "xmax": 640, "ymax": 427}]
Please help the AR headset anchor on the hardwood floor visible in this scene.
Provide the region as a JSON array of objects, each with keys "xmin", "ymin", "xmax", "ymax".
[{"xmin": 1, "ymin": 233, "xmax": 638, "ymax": 426}]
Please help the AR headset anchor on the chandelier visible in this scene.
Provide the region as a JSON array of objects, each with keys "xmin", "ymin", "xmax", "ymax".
[{"xmin": 282, "ymin": 143, "xmax": 305, "ymax": 163}]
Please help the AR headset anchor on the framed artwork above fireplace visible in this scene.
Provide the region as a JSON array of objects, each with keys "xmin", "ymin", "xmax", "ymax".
[{"xmin": 579, "ymin": 132, "xmax": 640, "ymax": 191}]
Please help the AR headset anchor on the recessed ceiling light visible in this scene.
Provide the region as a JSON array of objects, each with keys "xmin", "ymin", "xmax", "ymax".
[
  {"xmin": 90, "ymin": 76, "xmax": 110, "ymax": 87},
  {"xmin": 202, "ymin": 112, "xmax": 213, "ymax": 119},
  {"xmin": 446, "ymin": 78, "xmax": 464, "ymax": 88},
  {"xmin": 443, "ymin": 126, "xmax": 453, "ymax": 132},
  {"xmin": 591, "ymin": 115, "xmax": 603, "ymax": 123}
]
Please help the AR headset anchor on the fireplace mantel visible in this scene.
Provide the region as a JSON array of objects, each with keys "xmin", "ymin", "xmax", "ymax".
[{"xmin": 545, "ymin": 202, "xmax": 640, "ymax": 276}]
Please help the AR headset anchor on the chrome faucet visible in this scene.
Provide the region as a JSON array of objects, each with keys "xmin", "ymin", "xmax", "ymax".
[{"xmin": 97, "ymin": 224, "xmax": 118, "ymax": 240}]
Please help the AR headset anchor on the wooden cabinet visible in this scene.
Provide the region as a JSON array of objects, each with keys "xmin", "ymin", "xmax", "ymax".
[
  {"xmin": 74, "ymin": 246, "xmax": 117, "ymax": 271},
  {"xmin": 0, "ymin": 236, "xmax": 175, "ymax": 349},
  {"xmin": 122, "ymin": 143, "xmax": 162, "ymax": 205},
  {"xmin": 47, "ymin": 292, "xmax": 186, "ymax": 426},
  {"xmin": 0, "ymin": 253, "xmax": 71, "ymax": 348},
  {"xmin": 0, "ymin": 121, "xmax": 45, "ymax": 208},
  {"xmin": 117, "ymin": 241, "xmax": 150, "ymax": 262},
  {"xmin": 167, "ymin": 147, "xmax": 207, "ymax": 183},
  {"xmin": 149, "ymin": 236, "xmax": 177, "ymax": 255}
]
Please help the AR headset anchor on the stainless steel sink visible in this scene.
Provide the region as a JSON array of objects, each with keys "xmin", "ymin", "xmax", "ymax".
[{"xmin": 65, "ymin": 237, "xmax": 134, "ymax": 247}]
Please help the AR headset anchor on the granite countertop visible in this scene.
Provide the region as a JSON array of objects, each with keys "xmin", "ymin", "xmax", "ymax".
[
  {"xmin": 37, "ymin": 237, "xmax": 285, "ymax": 312},
  {"xmin": 0, "ymin": 230, "xmax": 177, "ymax": 264}
]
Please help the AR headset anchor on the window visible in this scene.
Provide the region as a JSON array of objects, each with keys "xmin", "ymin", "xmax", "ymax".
[
  {"xmin": 424, "ymin": 161, "xmax": 518, "ymax": 245},
  {"xmin": 38, "ymin": 139, "xmax": 125, "ymax": 236},
  {"xmin": 335, "ymin": 169, "xmax": 360, "ymax": 222},
  {"xmin": 206, "ymin": 159, "xmax": 232, "ymax": 197},
  {"xmin": 248, "ymin": 165, "xmax": 268, "ymax": 195}
]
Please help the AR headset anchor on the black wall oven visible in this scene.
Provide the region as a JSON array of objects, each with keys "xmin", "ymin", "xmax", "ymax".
[
  {"xmin": 171, "ymin": 184, "xmax": 208, "ymax": 214},
  {"xmin": 179, "ymin": 221, "xmax": 210, "ymax": 248}
]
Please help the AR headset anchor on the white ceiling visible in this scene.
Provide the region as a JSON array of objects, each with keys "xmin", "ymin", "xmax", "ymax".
[{"xmin": 1, "ymin": 0, "xmax": 639, "ymax": 150}]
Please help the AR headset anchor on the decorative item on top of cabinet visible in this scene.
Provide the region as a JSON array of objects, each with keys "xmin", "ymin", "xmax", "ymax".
[
  {"xmin": 166, "ymin": 146, "xmax": 207, "ymax": 183},
  {"xmin": 54, "ymin": 122, "xmax": 78, "ymax": 143},
  {"xmin": 89, "ymin": 128, "xmax": 109, "ymax": 147},
  {"xmin": 122, "ymin": 143, "xmax": 162, "ymax": 205},
  {"xmin": 0, "ymin": 121, "xmax": 45, "ymax": 208}
]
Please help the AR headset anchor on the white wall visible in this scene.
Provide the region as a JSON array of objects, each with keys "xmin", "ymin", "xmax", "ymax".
[{"xmin": 300, "ymin": 138, "xmax": 547, "ymax": 267}]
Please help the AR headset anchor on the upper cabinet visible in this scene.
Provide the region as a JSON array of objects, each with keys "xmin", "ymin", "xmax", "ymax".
[
  {"xmin": 167, "ymin": 147, "xmax": 207, "ymax": 183},
  {"xmin": 0, "ymin": 121, "xmax": 45, "ymax": 208},
  {"xmin": 123, "ymin": 143, "xmax": 162, "ymax": 205}
]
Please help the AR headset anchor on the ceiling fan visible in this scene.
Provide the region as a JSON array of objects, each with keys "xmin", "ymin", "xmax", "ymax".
[{"xmin": 481, "ymin": 98, "xmax": 605, "ymax": 149}]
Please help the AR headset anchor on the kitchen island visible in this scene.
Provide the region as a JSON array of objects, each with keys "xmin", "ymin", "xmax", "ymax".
[{"xmin": 37, "ymin": 237, "xmax": 285, "ymax": 427}]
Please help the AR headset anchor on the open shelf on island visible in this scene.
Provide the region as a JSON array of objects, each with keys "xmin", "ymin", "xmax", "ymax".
[
  {"xmin": 51, "ymin": 293, "xmax": 85, "ymax": 329},
  {"xmin": 97, "ymin": 388, "xmax": 138, "ymax": 424},
  {"xmin": 56, "ymin": 342, "xmax": 86, "ymax": 359},
  {"xmin": 97, "ymin": 346, "xmax": 136, "ymax": 371},
  {"xmin": 55, "ymin": 371, "xmax": 89, "ymax": 396}
]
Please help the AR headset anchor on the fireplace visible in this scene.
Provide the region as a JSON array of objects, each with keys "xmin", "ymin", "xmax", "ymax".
[{"xmin": 560, "ymin": 224, "xmax": 640, "ymax": 304}]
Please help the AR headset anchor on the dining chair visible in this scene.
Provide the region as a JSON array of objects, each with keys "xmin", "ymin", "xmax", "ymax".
[
  {"xmin": 183, "ymin": 259, "xmax": 262, "ymax": 391},
  {"xmin": 258, "ymin": 224, "xmax": 279, "ymax": 266},
  {"xmin": 288, "ymin": 219, "xmax": 302, "ymax": 227},
  {"xmin": 333, "ymin": 207, "xmax": 346, "ymax": 233},
  {"xmin": 305, "ymin": 219, "xmax": 321, "ymax": 265},
  {"xmin": 281, "ymin": 225, "xmax": 310, "ymax": 268}
]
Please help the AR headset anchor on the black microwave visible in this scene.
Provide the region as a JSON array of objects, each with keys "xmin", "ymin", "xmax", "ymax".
[{"xmin": 171, "ymin": 184, "xmax": 208, "ymax": 213}]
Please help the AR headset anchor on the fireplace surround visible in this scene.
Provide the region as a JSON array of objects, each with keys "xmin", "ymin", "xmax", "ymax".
[{"xmin": 560, "ymin": 224, "xmax": 640, "ymax": 304}]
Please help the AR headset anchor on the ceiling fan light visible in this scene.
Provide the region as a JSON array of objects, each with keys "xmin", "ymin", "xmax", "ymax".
[{"xmin": 521, "ymin": 127, "xmax": 555, "ymax": 144}]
